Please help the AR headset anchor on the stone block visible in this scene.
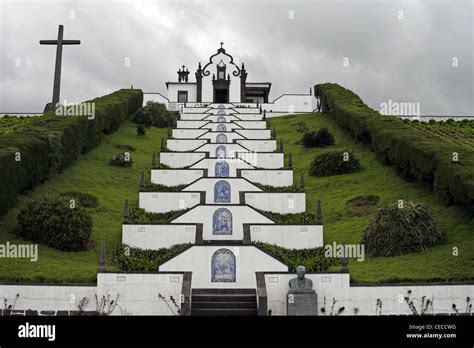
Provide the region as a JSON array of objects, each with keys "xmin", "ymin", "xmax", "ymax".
[{"xmin": 287, "ymin": 291, "xmax": 318, "ymax": 316}]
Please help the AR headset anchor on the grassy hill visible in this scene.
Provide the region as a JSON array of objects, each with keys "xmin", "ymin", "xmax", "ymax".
[
  {"xmin": 269, "ymin": 113, "xmax": 474, "ymax": 283},
  {"xmin": 0, "ymin": 114, "xmax": 472, "ymax": 284},
  {"xmin": 0, "ymin": 121, "xmax": 164, "ymax": 283}
]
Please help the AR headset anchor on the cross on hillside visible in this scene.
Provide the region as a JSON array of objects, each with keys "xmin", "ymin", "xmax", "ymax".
[{"xmin": 40, "ymin": 25, "xmax": 81, "ymax": 112}]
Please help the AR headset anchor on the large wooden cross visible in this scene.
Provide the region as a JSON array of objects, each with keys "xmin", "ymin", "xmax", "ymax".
[{"xmin": 40, "ymin": 25, "xmax": 80, "ymax": 112}]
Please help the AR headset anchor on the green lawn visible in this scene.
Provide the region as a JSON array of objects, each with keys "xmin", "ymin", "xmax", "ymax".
[
  {"xmin": 269, "ymin": 113, "xmax": 474, "ymax": 283},
  {"xmin": 1, "ymin": 115, "xmax": 473, "ymax": 284},
  {"xmin": 0, "ymin": 121, "xmax": 165, "ymax": 283}
]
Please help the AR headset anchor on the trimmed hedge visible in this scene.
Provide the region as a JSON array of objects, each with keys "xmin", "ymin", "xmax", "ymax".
[
  {"xmin": 0, "ymin": 89, "xmax": 143, "ymax": 216},
  {"xmin": 314, "ymin": 83, "xmax": 474, "ymax": 209}
]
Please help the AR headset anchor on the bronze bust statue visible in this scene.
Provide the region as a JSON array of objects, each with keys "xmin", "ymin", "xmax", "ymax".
[{"xmin": 289, "ymin": 265, "xmax": 313, "ymax": 291}]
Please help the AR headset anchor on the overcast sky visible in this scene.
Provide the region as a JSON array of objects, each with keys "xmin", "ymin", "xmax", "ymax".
[{"xmin": 0, "ymin": 0, "xmax": 472, "ymax": 115}]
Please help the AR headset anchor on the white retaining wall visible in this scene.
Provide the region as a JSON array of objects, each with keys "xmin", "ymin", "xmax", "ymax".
[
  {"xmin": 235, "ymin": 129, "xmax": 271, "ymax": 139},
  {"xmin": 236, "ymin": 140, "xmax": 277, "ymax": 152},
  {"xmin": 264, "ymin": 273, "xmax": 474, "ymax": 316},
  {"xmin": 240, "ymin": 169, "xmax": 293, "ymax": 187},
  {"xmin": 176, "ymin": 120, "xmax": 209, "ymax": 129},
  {"xmin": 263, "ymin": 94, "xmax": 314, "ymax": 114},
  {"xmin": 171, "ymin": 205, "xmax": 273, "ymax": 241},
  {"xmin": 244, "ymin": 192, "xmax": 306, "ymax": 213},
  {"xmin": 139, "ymin": 192, "xmax": 201, "ymax": 213},
  {"xmin": 160, "ymin": 152, "xmax": 206, "ymax": 168},
  {"xmin": 249, "ymin": 225, "xmax": 323, "ymax": 248},
  {"xmin": 190, "ymin": 158, "xmax": 254, "ymax": 176},
  {"xmin": 0, "ymin": 284, "xmax": 96, "ymax": 312},
  {"xmin": 97, "ymin": 273, "xmax": 183, "ymax": 315},
  {"xmin": 167, "ymin": 139, "xmax": 208, "ymax": 152},
  {"xmin": 122, "ymin": 224, "xmax": 197, "ymax": 249},
  {"xmin": 151, "ymin": 169, "xmax": 204, "ymax": 186},
  {"xmin": 197, "ymin": 143, "xmax": 249, "ymax": 157},
  {"xmin": 234, "ymin": 121, "xmax": 267, "ymax": 129},
  {"xmin": 172, "ymin": 129, "xmax": 208, "ymax": 139},
  {"xmin": 183, "ymin": 178, "xmax": 261, "ymax": 204},
  {"xmin": 201, "ymin": 123, "xmax": 242, "ymax": 132},
  {"xmin": 159, "ymin": 246, "xmax": 288, "ymax": 289},
  {"xmin": 198, "ymin": 132, "xmax": 244, "ymax": 142},
  {"xmin": 238, "ymin": 152, "xmax": 284, "ymax": 169}
]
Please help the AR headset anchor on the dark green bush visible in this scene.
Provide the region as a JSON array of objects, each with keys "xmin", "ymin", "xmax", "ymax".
[
  {"xmin": 109, "ymin": 152, "xmax": 132, "ymax": 167},
  {"xmin": 0, "ymin": 89, "xmax": 143, "ymax": 216},
  {"xmin": 313, "ymin": 83, "xmax": 474, "ymax": 210},
  {"xmin": 136, "ymin": 125, "xmax": 147, "ymax": 136},
  {"xmin": 309, "ymin": 150, "xmax": 361, "ymax": 177},
  {"xmin": 59, "ymin": 191, "xmax": 100, "ymax": 209},
  {"xmin": 302, "ymin": 128, "xmax": 335, "ymax": 148},
  {"xmin": 17, "ymin": 196, "xmax": 92, "ymax": 251},
  {"xmin": 112, "ymin": 244, "xmax": 192, "ymax": 272},
  {"xmin": 361, "ymin": 201, "xmax": 445, "ymax": 257},
  {"xmin": 253, "ymin": 242, "xmax": 337, "ymax": 272},
  {"xmin": 131, "ymin": 101, "xmax": 177, "ymax": 128}
]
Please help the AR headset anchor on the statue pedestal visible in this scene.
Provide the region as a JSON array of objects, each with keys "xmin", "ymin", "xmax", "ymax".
[{"xmin": 286, "ymin": 290, "xmax": 318, "ymax": 316}]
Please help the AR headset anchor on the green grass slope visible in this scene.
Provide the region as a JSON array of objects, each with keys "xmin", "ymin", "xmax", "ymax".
[
  {"xmin": 0, "ymin": 122, "xmax": 164, "ymax": 283},
  {"xmin": 269, "ymin": 113, "xmax": 474, "ymax": 284}
]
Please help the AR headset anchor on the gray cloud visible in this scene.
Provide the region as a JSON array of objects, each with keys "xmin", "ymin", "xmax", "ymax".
[{"xmin": 0, "ymin": 0, "xmax": 472, "ymax": 115}]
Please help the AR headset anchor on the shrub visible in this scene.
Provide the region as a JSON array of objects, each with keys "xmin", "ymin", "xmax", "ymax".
[
  {"xmin": 131, "ymin": 101, "xmax": 177, "ymax": 128},
  {"xmin": 112, "ymin": 244, "xmax": 191, "ymax": 272},
  {"xmin": 253, "ymin": 242, "xmax": 337, "ymax": 272},
  {"xmin": 257, "ymin": 209, "xmax": 316, "ymax": 224},
  {"xmin": 361, "ymin": 201, "xmax": 446, "ymax": 257},
  {"xmin": 313, "ymin": 83, "xmax": 474, "ymax": 210},
  {"xmin": 109, "ymin": 152, "xmax": 132, "ymax": 167},
  {"xmin": 253, "ymin": 183, "xmax": 301, "ymax": 192},
  {"xmin": 136, "ymin": 125, "xmax": 147, "ymax": 136},
  {"xmin": 309, "ymin": 150, "xmax": 361, "ymax": 177},
  {"xmin": 143, "ymin": 183, "xmax": 187, "ymax": 192},
  {"xmin": 59, "ymin": 192, "xmax": 100, "ymax": 209},
  {"xmin": 17, "ymin": 196, "xmax": 92, "ymax": 251},
  {"xmin": 302, "ymin": 128, "xmax": 335, "ymax": 148},
  {"xmin": 0, "ymin": 89, "xmax": 143, "ymax": 216}
]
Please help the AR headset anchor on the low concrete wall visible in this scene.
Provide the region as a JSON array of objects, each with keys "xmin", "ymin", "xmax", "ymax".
[
  {"xmin": 264, "ymin": 273, "xmax": 474, "ymax": 316},
  {"xmin": 236, "ymin": 140, "xmax": 277, "ymax": 152},
  {"xmin": 249, "ymin": 225, "xmax": 323, "ymax": 248},
  {"xmin": 183, "ymin": 178, "xmax": 260, "ymax": 204},
  {"xmin": 159, "ymin": 246, "xmax": 288, "ymax": 289},
  {"xmin": 97, "ymin": 273, "xmax": 184, "ymax": 315},
  {"xmin": 190, "ymin": 158, "xmax": 254, "ymax": 176},
  {"xmin": 239, "ymin": 169, "xmax": 293, "ymax": 187},
  {"xmin": 151, "ymin": 169, "xmax": 204, "ymax": 186},
  {"xmin": 122, "ymin": 224, "xmax": 197, "ymax": 249},
  {"xmin": 167, "ymin": 139, "xmax": 208, "ymax": 152},
  {"xmin": 238, "ymin": 152, "xmax": 284, "ymax": 169},
  {"xmin": 139, "ymin": 192, "xmax": 202, "ymax": 213},
  {"xmin": 171, "ymin": 205, "xmax": 273, "ymax": 241},
  {"xmin": 160, "ymin": 152, "xmax": 206, "ymax": 168},
  {"xmin": 244, "ymin": 192, "xmax": 305, "ymax": 213},
  {"xmin": 235, "ymin": 129, "xmax": 271, "ymax": 139}
]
